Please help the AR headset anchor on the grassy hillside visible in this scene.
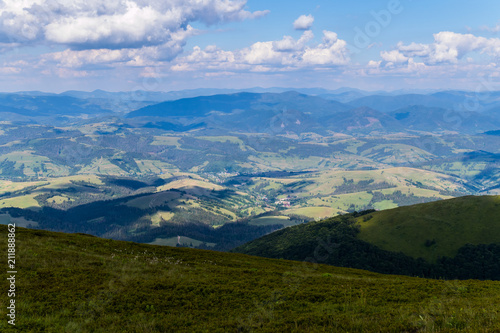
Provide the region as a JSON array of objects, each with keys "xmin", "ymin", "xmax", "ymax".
[
  {"xmin": 234, "ymin": 196, "xmax": 500, "ymax": 280},
  {"xmin": 357, "ymin": 195, "xmax": 500, "ymax": 262},
  {"xmin": 1, "ymin": 226, "xmax": 500, "ymax": 332}
]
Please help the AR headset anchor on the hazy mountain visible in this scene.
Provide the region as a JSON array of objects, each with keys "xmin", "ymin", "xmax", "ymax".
[
  {"xmin": 127, "ymin": 91, "xmax": 350, "ymax": 121},
  {"xmin": 0, "ymin": 93, "xmax": 112, "ymax": 117},
  {"xmin": 350, "ymin": 91, "xmax": 500, "ymax": 113},
  {"xmin": 390, "ymin": 105, "xmax": 500, "ymax": 133},
  {"xmin": 121, "ymin": 91, "xmax": 500, "ymax": 135},
  {"xmin": 319, "ymin": 91, "xmax": 368, "ymax": 103},
  {"xmin": 61, "ymin": 87, "xmax": 357, "ymax": 103},
  {"xmin": 349, "ymin": 94, "xmax": 455, "ymax": 112}
]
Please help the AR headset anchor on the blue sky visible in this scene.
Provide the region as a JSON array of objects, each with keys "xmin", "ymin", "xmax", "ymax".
[{"xmin": 1, "ymin": 0, "xmax": 500, "ymax": 92}]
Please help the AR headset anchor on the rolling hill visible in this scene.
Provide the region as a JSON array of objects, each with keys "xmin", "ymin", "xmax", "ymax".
[
  {"xmin": 234, "ymin": 195, "xmax": 500, "ymax": 280},
  {"xmin": 1, "ymin": 225, "xmax": 500, "ymax": 332},
  {"xmin": 356, "ymin": 195, "xmax": 500, "ymax": 261}
]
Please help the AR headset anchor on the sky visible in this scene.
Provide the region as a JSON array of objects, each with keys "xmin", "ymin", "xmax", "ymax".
[{"xmin": 1, "ymin": 0, "xmax": 500, "ymax": 92}]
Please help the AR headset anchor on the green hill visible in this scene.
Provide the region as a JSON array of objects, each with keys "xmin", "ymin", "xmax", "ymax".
[
  {"xmin": 357, "ymin": 195, "xmax": 500, "ymax": 262},
  {"xmin": 234, "ymin": 196, "xmax": 500, "ymax": 280},
  {"xmin": 1, "ymin": 226, "xmax": 500, "ymax": 332}
]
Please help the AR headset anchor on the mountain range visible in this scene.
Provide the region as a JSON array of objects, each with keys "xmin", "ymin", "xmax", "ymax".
[{"xmin": 126, "ymin": 91, "xmax": 500, "ymax": 135}]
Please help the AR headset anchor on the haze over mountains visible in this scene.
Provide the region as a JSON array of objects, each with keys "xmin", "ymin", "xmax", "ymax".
[{"xmin": 3, "ymin": 88, "xmax": 500, "ymax": 136}]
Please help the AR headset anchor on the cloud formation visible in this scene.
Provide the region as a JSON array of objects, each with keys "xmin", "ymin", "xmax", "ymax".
[
  {"xmin": 171, "ymin": 30, "xmax": 350, "ymax": 73},
  {"xmin": 362, "ymin": 31, "xmax": 500, "ymax": 83},
  {"xmin": 2, "ymin": 2, "xmax": 499, "ymax": 93},
  {"xmin": 43, "ymin": 26, "xmax": 197, "ymax": 68},
  {"xmin": 293, "ymin": 14, "xmax": 314, "ymax": 30},
  {"xmin": 387, "ymin": 32, "xmax": 500, "ymax": 64},
  {"xmin": 0, "ymin": 0, "xmax": 268, "ymax": 50},
  {"xmin": 380, "ymin": 50, "xmax": 408, "ymax": 63},
  {"xmin": 301, "ymin": 31, "xmax": 349, "ymax": 65}
]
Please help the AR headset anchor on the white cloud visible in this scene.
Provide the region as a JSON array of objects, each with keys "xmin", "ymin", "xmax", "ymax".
[
  {"xmin": 42, "ymin": 27, "xmax": 197, "ymax": 69},
  {"xmin": 273, "ymin": 30, "xmax": 314, "ymax": 51},
  {"xmin": 301, "ymin": 31, "xmax": 349, "ymax": 65},
  {"xmin": 391, "ymin": 31, "xmax": 500, "ymax": 64},
  {"xmin": 243, "ymin": 41, "xmax": 281, "ymax": 64},
  {"xmin": 0, "ymin": 0, "xmax": 268, "ymax": 50},
  {"xmin": 172, "ymin": 45, "xmax": 238, "ymax": 71},
  {"xmin": 172, "ymin": 30, "xmax": 350, "ymax": 72},
  {"xmin": 293, "ymin": 14, "xmax": 314, "ymax": 30},
  {"xmin": 45, "ymin": 48, "xmax": 134, "ymax": 68},
  {"xmin": 380, "ymin": 50, "xmax": 408, "ymax": 63}
]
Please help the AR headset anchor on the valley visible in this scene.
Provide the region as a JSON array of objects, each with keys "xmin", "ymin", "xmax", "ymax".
[{"xmin": 0, "ymin": 89, "xmax": 499, "ymax": 251}]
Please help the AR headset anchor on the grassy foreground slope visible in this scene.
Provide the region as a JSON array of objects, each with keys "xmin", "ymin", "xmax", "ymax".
[{"xmin": 1, "ymin": 226, "xmax": 500, "ymax": 332}]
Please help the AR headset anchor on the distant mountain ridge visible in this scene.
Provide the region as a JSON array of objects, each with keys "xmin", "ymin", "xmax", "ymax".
[
  {"xmin": 125, "ymin": 91, "xmax": 500, "ymax": 135},
  {"xmin": 126, "ymin": 91, "xmax": 350, "ymax": 118},
  {"xmin": 0, "ymin": 93, "xmax": 112, "ymax": 117},
  {"xmin": 0, "ymin": 88, "xmax": 499, "ymax": 134}
]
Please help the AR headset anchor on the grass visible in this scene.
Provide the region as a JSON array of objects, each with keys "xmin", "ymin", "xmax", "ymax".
[
  {"xmin": 0, "ymin": 194, "xmax": 40, "ymax": 209},
  {"xmin": 1, "ymin": 226, "xmax": 500, "ymax": 332}
]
